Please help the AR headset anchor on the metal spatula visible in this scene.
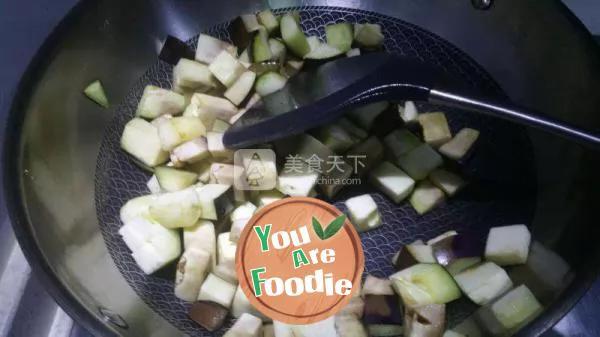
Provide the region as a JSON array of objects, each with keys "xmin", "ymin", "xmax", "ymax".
[{"xmin": 223, "ymin": 52, "xmax": 600, "ymax": 149}]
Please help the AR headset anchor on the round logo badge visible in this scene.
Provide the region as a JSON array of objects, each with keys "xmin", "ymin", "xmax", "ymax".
[{"xmin": 236, "ymin": 197, "xmax": 365, "ymax": 325}]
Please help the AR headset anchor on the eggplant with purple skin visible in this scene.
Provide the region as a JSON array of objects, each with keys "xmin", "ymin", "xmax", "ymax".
[
  {"xmin": 431, "ymin": 233, "xmax": 483, "ymax": 276},
  {"xmin": 363, "ymin": 294, "xmax": 404, "ymax": 337},
  {"xmin": 189, "ymin": 300, "xmax": 229, "ymax": 332},
  {"xmin": 159, "ymin": 35, "xmax": 195, "ymax": 65},
  {"xmin": 393, "ymin": 240, "xmax": 436, "ymax": 271},
  {"xmin": 404, "ymin": 304, "xmax": 445, "ymax": 337}
]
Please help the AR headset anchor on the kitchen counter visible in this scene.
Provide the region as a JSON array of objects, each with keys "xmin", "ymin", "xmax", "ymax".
[{"xmin": 0, "ymin": 1, "xmax": 599, "ymax": 336}]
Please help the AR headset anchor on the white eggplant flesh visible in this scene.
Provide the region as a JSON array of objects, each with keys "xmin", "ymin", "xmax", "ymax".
[
  {"xmin": 119, "ymin": 195, "xmax": 157, "ymax": 224},
  {"xmin": 121, "ymin": 118, "xmax": 169, "ymax": 167},
  {"xmin": 304, "ymin": 42, "xmax": 344, "ymax": 60},
  {"xmin": 452, "ymin": 316, "xmax": 484, "ymax": 337},
  {"xmin": 136, "ymin": 85, "xmax": 186, "ymax": 119},
  {"xmin": 175, "ymin": 248, "xmax": 211, "ymax": 301},
  {"xmin": 438, "ymin": 128, "xmax": 480, "ymax": 161},
  {"xmin": 362, "ymin": 275, "xmax": 395, "ymax": 296},
  {"xmin": 148, "ymin": 188, "xmax": 203, "ymax": 228},
  {"xmin": 224, "ymin": 71, "xmax": 257, "ymax": 106},
  {"xmin": 290, "ymin": 317, "xmax": 337, "ymax": 337},
  {"xmin": 268, "ymin": 38, "xmax": 287, "ymax": 61},
  {"xmin": 398, "ymin": 101, "xmax": 419, "ymax": 124},
  {"xmin": 326, "ymin": 22, "xmax": 353, "ymax": 53},
  {"xmin": 251, "ymin": 27, "xmax": 272, "ymax": 63},
  {"xmin": 276, "ymin": 170, "xmax": 319, "ymax": 197},
  {"xmin": 454, "ymin": 262, "xmax": 513, "ymax": 305},
  {"xmin": 118, "ymin": 216, "xmax": 167, "ymax": 252},
  {"xmin": 396, "ymin": 143, "xmax": 444, "ymax": 181},
  {"xmin": 192, "ymin": 93, "xmax": 239, "ymax": 122},
  {"xmin": 335, "ymin": 315, "xmax": 368, "ymax": 337},
  {"xmin": 230, "ymin": 218, "xmax": 251, "ymax": 244},
  {"xmin": 83, "ymin": 80, "xmax": 109, "ymax": 108},
  {"xmin": 257, "ymin": 10, "xmax": 279, "ymax": 34},
  {"xmin": 207, "ymin": 132, "xmax": 234, "ymax": 162},
  {"xmin": 273, "ymin": 321, "xmax": 294, "ymax": 337},
  {"xmin": 211, "ymin": 119, "xmax": 231, "ymax": 133},
  {"xmin": 195, "ymin": 183, "xmax": 234, "ymax": 220},
  {"xmin": 171, "ymin": 137, "xmax": 210, "ymax": 164},
  {"xmin": 369, "ymin": 161, "xmax": 415, "ymax": 204},
  {"xmin": 346, "ymin": 48, "xmax": 361, "ymax": 57},
  {"xmin": 484, "ymin": 224, "xmax": 531, "ymax": 266},
  {"xmin": 229, "ymin": 93, "xmax": 261, "ymax": 124},
  {"xmin": 147, "ymin": 175, "xmax": 163, "ymax": 194},
  {"xmin": 383, "ymin": 129, "xmax": 422, "ymax": 161},
  {"xmin": 231, "ymin": 202, "xmax": 257, "ymax": 222},
  {"xmin": 150, "ymin": 114, "xmax": 173, "ymax": 128},
  {"xmin": 183, "ymin": 220, "xmax": 217, "ymax": 270},
  {"xmin": 218, "ymin": 232, "xmax": 237, "ymax": 265},
  {"xmin": 209, "ymin": 163, "xmax": 236, "ymax": 185},
  {"xmin": 346, "ymin": 101, "xmax": 389, "ymax": 131},
  {"xmin": 280, "ymin": 13, "xmax": 311, "ymax": 57},
  {"xmin": 195, "ymin": 34, "xmax": 236, "ymax": 64},
  {"xmin": 418, "ymin": 112, "xmax": 452, "ymax": 148},
  {"xmin": 427, "ymin": 231, "xmax": 458, "ymax": 246},
  {"xmin": 197, "ymin": 273, "xmax": 237, "ymax": 308},
  {"xmin": 173, "ymin": 59, "xmax": 217, "ymax": 93},
  {"xmin": 183, "ymin": 103, "xmax": 216, "ymax": 131},
  {"xmin": 157, "ymin": 116, "xmax": 207, "ymax": 151},
  {"xmin": 354, "ymin": 23, "xmax": 384, "ymax": 48},
  {"xmin": 306, "ymin": 36, "xmax": 321, "ymax": 52},
  {"xmin": 409, "ymin": 180, "xmax": 446, "ymax": 215},
  {"xmin": 345, "ymin": 194, "xmax": 382, "ymax": 232},
  {"xmin": 255, "ymin": 71, "xmax": 287, "ymax": 96},
  {"xmin": 428, "ymin": 168, "xmax": 466, "ymax": 197},
  {"xmin": 224, "ymin": 313, "xmax": 263, "ymax": 337},
  {"xmin": 483, "ymin": 285, "xmax": 543, "ymax": 331},
  {"xmin": 404, "ymin": 304, "xmax": 445, "ymax": 337},
  {"xmin": 443, "ymin": 330, "xmax": 466, "ymax": 337},
  {"xmin": 238, "ymin": 48, "xmax": 251, "ymax": 67},
  {"xmin": 390, "ymin": 263, "xmax": 462, "ymax": 305},
  {"xmin": 154, "ymin": 166, "xmax": 198, "ymax": 192},
  {"xmin": 214, "ymin": 261, "xmax": 238, "ymax": 285},
  {"xmin": 188, "ymin": 160, "xmax": 213, "ymax": 184},
  {"xmin": 240, "ymin": 14, "xmax": 262, "ymax": 33},
  {"xmin": 255, "ymin": 189, "xmax": 284, "ymax": 209}
]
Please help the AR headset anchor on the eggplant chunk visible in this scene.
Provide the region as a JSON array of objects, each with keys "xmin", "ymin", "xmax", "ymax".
[
  {"xmin": 195, "ymin": 183, "xmax": 235, "ymax": 221},
  {"xmin": 255, "ymin": 71, "xmax": 287, "ymax": 96},
  {"xmin": 383, "ymin": 129, "xmax": 422, "ymax": 161},
  {"xmin": 345, "ymin": 194, "xmax": 382, "ymax": 232},
  {"xmin": 280, "ymin": 13, "xmax": 310, "ymax": 57},
  {"xmin": 195, "ymin": 34, "xmax": 236, "ymax": 64},
  {"xmin": 454, "ymin": 262, "xmax": 513, "ymax": 305},
  {"xmin": 121, "ymin": 118, "xmax": 169, "ymax": 167},
  {"xmin": 224, "ymin": 70, "xmax": 257, "ymax": 106},
  {"xmin": 326, "ymin": 23, "xmax": 353, "ymax": 53},
  {"xmin": 257, "ymin": 10, "xmax": 279, "ymax": 35},
  {"xmin": 390, "ymin": 263, "xmax": 461, "ymax": 305},
  {"xmin": 214, "ymin": 261, "xmax": 238, "ymax": 285},
  {"xmin": 229, "ymin": 15, "xmax": 262, "ymax": 50},
  {"xmin": 313, "ymin": 123, "xmax": 355, "ymax": 154},
  {"xmin": 346, "ymin": 101, "xmax": 389, "ymax": 131},
  {"xmin": 276, "ymin": 170, "xmax": 319, "ymax": 197},
  {"xmin": 217, "ymin": 232, "xmax": 237, "ymax": 265},
  {"xmin": 346, "ymin": 136, "xmax": 384, "ymax": 178},
  {"xmin": 183, "ymin": 220, "xmax": 217, "ymax": 270},
  {"xmin": 173, "ymin": 59, "xmax": 217, "ymax": 93},
  {"xmin": 119, "ymin": 195, "xmax": 157, "ymax": 224},
  {"xmin": 191, "ymin": 93, "xmax": 239, "ymax": 123},
  {"xmin": 443, "ymin": 330, "xmax": 465, "ymax": 337},
  {"xmin": 148, "ymin": 188, "xmax": 203, "ymax": 228},
  {"xmin": 304, "ymin": 42, "xmax": 344, "ymax": 60},
  {"xmin": 187, "ymin": 160, "xmax": 213, "ymax": 184},
  {"xmin": 207, "ymin": 132, "xmax": 235, "ymax": 162},
  {"xmin": 290, "ymin": 317, "xmax": 337, "ymax": 337},
  {"xmin": 197, "ymin": 273, "xmax": 237, "ymax": 308},
  {"xmin": 431, "ymin": 233, "xmax": 482, "ymax": 276},
  {"xmin": 157, "ymin": 116, "xmax": 207, "ymax": 151},
  {"xmin": 251, "ymin": 28, "xmax": 273, "ymax": 63},
  {"xmin": 335, "ymin": 315, "xmax": 368, "ymax": 337},
  {"xmin": 136, "ymin": 85, "xmax": 186, "ymax": 119},
  {"xmin": 337, "ymin": 296, "xmax": 365, "ymax": 318},
  {"xmin": 476, "ymin": 284, "xmax": 542, "ymax": 334},
  {"xmin": 427, "ymin": 231, "xmax": 458, "ymax": 246},
  {"xmin": 172, "ymin": 137, "xmax": 210, "ymax": 164},
  {"xmin": 418, "ymin": 112, "xmax": 452, "ymax": 148},
  {"xmin": 398, "ymin": 101, "xmax": 419, "ymax": 124},
  {"xmin": 346, "ymin": 48, "xmax": 361, "ymax": 57},
  {"xmin": 189, "ymin": 300, "xmax": 229, "ymax": 332},
  {"xmin": 224, "ymin": 313, "xmax": 263, "ymax": 337},
  {"xmin": 363, "ymin": 294, "xmax": 404, "ymax": 336},
  {"xmin": 484, "ymin": 224, "xmax": 531, "ymax": 266},
  {"xmin": 159, "ymin": 35, "xmax": 195, "ymax": 65},
  {"xmin": 354, "ymin": 23, "xmax": 385, "ymax": 49},
  {"xmin": 404, "ymin": 304, "xmax": 445, "ymax": 337},
  {"xmin": 209, "ymin": 50, "xmax": 247, "ymax": 87},
  {"xmin": 393, "ymin": 240, "xmax": 436, "ymax": 271},
  {"xmin": 175, "ymin": 248, "xmax": 211, "ymax": 301},
  {"xmin": 409, "ymin": 180, "xmax": 446, "ymax": 215},
  {"xmin": 211, "ymin": 119, "xmax": 231, "ymax": 133},
  {"xmin": 369, "ymin": 161, "xmax": 415, "ymax": 204},
  {"xmin": 439, "ymin": 128, "xmax": 480, "ymax": 161},
  {"xmin": 452, "ymin": 316, "xmax": 484, "ymax": 337},
  {"xmin": 396, "ymin": 143, "xmax": 443, "ymax": 181},
  {"xmin": 154, "ymin": 166, "xmax": 198, "ymax": 192},
  {"xmin": 146, "ymin": 174, "xmax": 162, "ymax": 194},
  {"xmin": 428, "ymin": 168, "xmax": 467, "ymax": 197},
  {"xmin": 83, "ymin": 80, "xmax": 109, "ymax": 108},
  {"xmin": 255, "ymin": 189, "xmax": 284, "ymax": 209}
]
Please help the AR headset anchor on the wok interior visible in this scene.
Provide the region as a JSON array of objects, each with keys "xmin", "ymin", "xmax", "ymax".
[{"xmin": 9, "ymin": 1, "xmax": 600, "ymax": 336}]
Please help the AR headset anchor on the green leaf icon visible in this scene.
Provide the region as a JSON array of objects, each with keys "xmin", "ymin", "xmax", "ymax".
[
  {"xmin": 323, "ymin": 214, "xmax": 347, "ymax": 240},
  {"xmin": 312, "ymin": 217, "xmax": 326, "ymax": 240}
]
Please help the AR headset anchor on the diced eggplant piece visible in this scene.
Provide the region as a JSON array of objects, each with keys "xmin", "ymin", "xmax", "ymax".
[
  {"xmin": 306, "ymin": 36, "xmax": 321, "ymax": 52},
  {"xmin": 183, "ymin": 220, "xmax": 217, "ymax": 269},
  {"xmin": 159, "ymin": 35, "xmax": 195, "ymax": 65},
  {"xmin": 212, "ymin": 119, "xmax": 231, "ymax": 133},
  {"xmin": 148, "ymin": 188, "xmax": 203, "ymax": 228},
  {"xmin": 443, "ymin": 330, "xmax": 466, "ymax": 337},
  {"xmin": 338, "ymin": 296, "xmax": 365, "ymax": 318},
  {"xmin": 383, "ymin": 129, "xmax": 422, "ymax": 161},
  {"xmin": 83, "ymin": 80, "xmax": 109, "ymax": 108},
  {"xmin": 290, "ymin": 317, "xmax": 337, "ymax": 337},
  {"xmin": 335, "ymin": 315, "xmax": 368, "ymax": 337},
  {"xmin": 304, "ymin": 42, "xmax": 344, "ymax": 60},
  {"xmin": 214, "ymin": 261, "xmax": 238, "ymax": 285},
  {"xmin": 280, "ymin": 13, "xmax": 311, "ymax": 57},
  {"xmin": 173, "ymin": 59, "xmax": 217, "ymax": 93},
  {"xmin": 229, "ymin": 15, "xmax": 262, "ymax": 50},
  {"xmin": 484, "ymin": 224, "xmax": 531, "ymax": 266},
  {"xmin": 157, "ymin": 116, "xmax": 207, "ymax": 151},
  {"xmin": 197, "ymin": 273, "xmax": 237, "ymax": 308},
  {"xmin": 326, "ymin": 23, "xmax": 353, "ymax": 53},
  {"xmin": 269, "ymin": 38, "xmax": 287, "ymax": 61},
  {"xmin": 209, "ymin": 163, "xmax": 236, "ymax": 185},
  {"xmin": 150, "ymin": 114, "xmax": 173, "ymax": 127},
  {"xmin": 409, "ymin": 180, "xmax": 446, "ymax": 215},
  {"xmin": 238, "ymin": 48, "xmax": 251, "ymax": 67},
  {"xmin": 363, "ymin": 294, "xmax": 404, "ymax": 335},
  {"xmin": 477, "ymin": 285, "xmax": 542, "ymax": 334},
  {"xmin": 396, "ymin": 101, "xmax": 418, "ymax": 125},
  {"xmin": 195, "ymin": 183, "xmax": 235, "ymax": 220},
  {"xmin": 168, "ymin": 156, "xmax": 186, "ymax": 169},
  {"xmin": 192, "ymin": 93, "xmax": 239, "ymax": 122},
  {"xmin": 430, "ymin": 233, "xmax": 482, "ymax": 275},
  {"xmin": 319, "ymin": 159, "xmax": 354, "ymax": 198},
  {"xmin": 363, "ymin": 276, "xmax": 395, "ymax": 296},
  {"xmin": 427, "ymin": 231, "xmax": 458, "ymax": 246},
  {"xmin": 217, "ymin": 232, "xmax": 237, "ymax": 265},
  {"xmin": 172, "ymin": 137, "xmax": 210, "ymax": 164},
  {"xmin": 418, "ymin": 112, "xmax": 452, "ymax": 148},
  {"xmin": 189, "ymin": 300, "xmax": 229, "ymax": 332},
  {"xmin": 136, "ymin": 85, "xmax": 186, "ymax": 119},
  {"xmin": 346, "ymin": 136, "xmax": 384, "ymax": 178},
  {"xmin": 147, "ymin": 174, "xmax": 163, "ymax": 194},
  {"xmin": 175, "ymin": 248, "xmax": 211, "ymax": 301},
  {"xmin": 273, "ymin": 321, "xmax": 293, "ymax": 337},
  {"xmin": 224, "ymin": 313, "xmax": 263, "ymax": 337},
  {"xmin": 251, "ymin": 27, "xmax": 273, "ymax": 63},
  {"xmin": 452, "ymin": 316, "xmax": 484, "ymax": 337},
  {"xmin": 230, "ymin": 201, "xmax": 257, "ymax": 222},
  {"xmin": 354, "ymin": 23, "xmax": 385, "ymax": 49},
  {"xmin": 345, "ymin": 194, "xmax": 382, "ymax": 232},
  {"xmin": 119, "ymin": 195, "xmax": 157, "ymax": 224},
  {"xmin": 396, "ymin": 143, "xmax": 443, "ymax": 180},
  {"xmin": 404, "ymin": 304, "xmax": 445, "ymax": 337},
  {"xmin": 255, "ymin": 71, "xmax": 287, "ymax": 96},
  {"xmin": 120, "ymin": 217, "xmax": 181, "ymax": 275},
  {"xmin": 230, "ymin": 218, "xmax": 250, "ymax": 243},
  {"xmin": 187, "ymin": 160, "xmax": 213, "ymax": 184},
  {"xmin": 313, "ymin": 124, "xmax": 355, "ymax": 153},
  {"xmin": 209, "ymin": 50, "xmax": 247, "ymax": 87},
  {"xmin": 390, "ymin": 264, "xmax": 461, "ymax": 305},
  {"xmin": 454, "ymin": 262, "xmax": 513, "ymax": 305},
  {"xmin": 276, "ymin": 170, "xmax": 319, "ymax": 197},
  {"xmin": 428, "ymin": 168, "xmax": 466, "ymax": 197},
  {"xmin": 121, "ymin": 118, "xmax": 169, "ymax": 167},
  {"xmin": 195, "ymin": 34, "xmax": 236, "ymax": 64},
  {"xmin": 282, "ymin": 59, "xmax": 304, "ymax": 77},
  {"xmin": 258, "ymin": 10, "xmax": 279, "ymax": 35},
  {"xmin": 232, "ymin": 285, "xmax": 270, "ymax": 321},
  {"xmin": 346, "ymin": 101, "xmax": 389, "ymax": 131},
  {"xmin": 346, "ymin": 48, "xmax": 361, "ymax": 57},
  {"xmin": 255, "ymin": 189, "xmax": 284, "ymax": 208},
  {"xmin": 224, "ymin": 71, "xmax": 257, "ymax": 106},
  {"xmin": 207, "ymin": 132, "xmax": 234, "ymax": 162},
  {"xmin": 154, "ymin": 166, "xmax": 198, "ymax": 192},
  {"xmin": 438, "ymin": 128, "xmax": 480, "ymax": 161},
  {"xmin": 394, "ymin": 240, "xmax": 437, "ymax": 271},
  {"xmin": 183, "ymin": 104, "xmax": 215, "ymax": 130},
  {"xmin": 369, "ymin": 161, "xmax": 416, "ymax": 204},
  {"xmin": 508, "ymin": 241, "xmax": 572, "ymax": 305}
]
